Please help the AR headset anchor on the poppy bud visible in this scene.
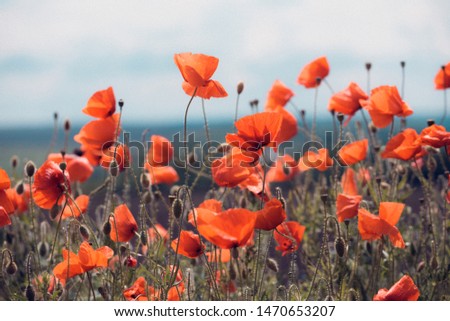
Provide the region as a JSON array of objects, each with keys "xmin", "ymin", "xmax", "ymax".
[
  {"xmin": 6, "ymin": 261, "xmax": 17, "ymax": 275},
  {"xmin": 118, "ymin": 99, "xmax": 124, "ymax": 108},
  {"xmin": 140, "ymin": 173, "xmax": 150, "ymax": 189},
  {"xmin": 335, "ymin": 237, "xmax": 346, "ymax": 257},
  {"xmin": 26, "ymin": 285, "xmax": 35, "ymax": 301},
  {"xmin": 430, "ymin": 255, "xmax": 438, "ymax": 270},
  {"xmin": 172, "ymin": 198, "xmax": 183, "ymax": 219},
  {"xmin": 98, "ymin": 287, "xmax": 109, "ymax": 301},
  {"xmin": 320, "ymin": 193, "xmax": 328, "ymax": 203},
  {"xmin": 124, "ymin": 256, "xmax": 137, "ymax": 268},
  {"xmin": 25, "ymin": 161, "xmax": 36, "ymax": 177},
  {"xmin": 10, "ymin": 155, "xmax": 19, "ymax": 169},
  {"xmin": 400, "ymin": 61, "xmax": 405, "ymax": 68},
  {"xmin": 59, "ymin": 162, "xmax": 67, "ymax": 171},
  {"xmin": 300, "ymin": 110, "xmax": 306, "ymax": 117},
  {"xmin": 140, "ymin": 230, "xmax": 148, "ymax": 246},
  {"xmin": 79, "ymin": 225, "xmax": 90, "ymax": 241},
  {"xmin": 238, "ymin": 195, "xmax": 247, "ymax": 208},
  {"xmin": 50, "ymin": 204, "xmax": 60, "ymax": 220},
  {"xmin": 417, "ymin": 261, "xmax": 425, "ymax": 273},
  {"xmin": 266, "ymin": 258, "xmax": 279, "ymax": 272},
  {"xmin": 53, "ymin": 112, "xmax": 58, "ymax": 120},
  {"xmin": 64, "ymin": 119, "xmax": 71, "ymax": 131},
  {"xmin": 277, "ymin": 285, "xmax": 287, "ymax": 301},
  {"xmin": 16, "ymin": 181, "xmax": 24, "ymax": 195},
  {"xmin": 38, "ymin": 241, "xmax": 49, "ymax": 258},
  {"xmin": 369, "ymin": 123, "xmax": 377, "ymax": 133},
  {"xmin": 229, "ymin": 263, "xmax": 237, "ymax": 280},
  {"xmin": 336, "ymin": 113, "xmax": 344, "ymax": 123},
  {"xmin": 169, "ymin": 185, "xmax": 181, "ymax": 196},
  {"xmin": 102, "ymin": 220, "xmax": 112, "ymax": 235},
  {"xmin": 142, "ymin": 191, "xmax": 153, "ymax": 204},
  {"xmin": 60, "ymin": 150, "xmax": 66, "ymax": 158},
  {"xmin": 253, "ymin": 99, "xmax": 259, "ymax": 107},
  {"xmin": 347, "ymin": 289, "xmax": 358, "ymax": 301},
  {"xmin": 119, "ymin": 245, "xmax": 128, "ymax": 256},
  {"xmin": 237, "ymin": 81, "xmax": 244, "ymax": 95},
  {"xmin": 231, "ymin": 247, "xmax": 239, "ymax": 259},
  {"xmin": 109, "ymin": 160, "xmax": 119, "ymax": 177},
  {"xmin": 365, "ymin": 62, "xmax": 372, "ymax": 71},
  {"xmin": 427, "ymin": 119, "xmax": 435, "ymax": 126}
]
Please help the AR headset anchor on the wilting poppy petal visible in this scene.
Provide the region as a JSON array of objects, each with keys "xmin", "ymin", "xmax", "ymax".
[
  {"xmin": 82, "ymin": 87, "xmax": 116, "ymax": 119},
  {"xmin": 297, "ymin": 56, "xmax": 330, "ymax": 88},
  {"xmin": 328, "ymin": 82, "xmax": 368, "ymax": 118},
  {"xmin": 255, "ymin": 198, "xmax": 287, "ymax": 231},
  {"xmin": 379, "ymin": 202, "xmax": 405, "ymax": 227},
  {"xmin": 0, "ymin": 168, "xmax": 11, "ymax": 190},
  {"xmin": 338, "ymin": 139, "xmax": 368, "ymax": 166},
  {"xmin": 171, "ymin": 230, "xmax": 205, "ymax": 258},
  {"xmin": 147, "ymin": 135, "xmax": 174, "ymax": 167},
  {"xmin": 434, "ymin": 63, "xmax": 450, "ymax": 90},
  {"xmin": 78, "ymin": 241, "xmax": 113, "ymax": 271},
  {"xmin": 420, "ymin": 124, "xmax": 450, "ymax": 148},
  {"xmin": 110, "ymin": 204, "xmax": 138, "ymax": 242},
  {"xmin": 336, "ymin": 194, "xmax": 362, "ymax": 223},
  {"xmin": 32, "ymin": 160, "xmax": 71, "ymax": 210},
  {"xmin": 0, "ymin": 206, "xmax": 11, "ymax": 227},
  {"xmin": 274, "ymin": 221, "xmax": 306, "ymax": 256},
  {"xmin": 53, "ymin": 249, "xmax": 83, "ymax": 285},
  {"xmin": 373, "ymin": 275, "xmax": 420, "ymax": 301},
  {"xmin": 381, "ymin": 128, "xmax": 423, "ymax": 161}
]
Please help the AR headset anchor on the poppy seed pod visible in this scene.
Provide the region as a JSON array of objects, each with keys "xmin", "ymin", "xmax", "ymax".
[
  {"xmin": 38, "ymin": 241, "xmax": 48, "ymax": 258},
  {"xmin": 25, "ymin": 161, "xmax": 36, "ymax": 177},
  {"xmin": 400, "ymin": 61, "xmax": 405, "ymax": 68},
  {"xmin": 337, "ymin": 113, "xmax": 344, "ymax": 123},
  {"xmin": 430, "ymin": 255, "xmax": 438, "ymax": 270},
  {"xmin": 237, "ymin": 81, "xmax": 244, "ymax": 95},
  {"xmin": 25, "ymin": 285, "xmax": 35, "ymax": 301},
  {"xmin": 16, "ymin": 181, "xmax": 24, "ymax": 195},
  {"xmin": 102, "ymin": 220, "xmax": 112, "ymax": 235},
  {"xmin": 53, "ymin": 112, "xmax": 58, "ymax": 120},
  {"xmin": 427, "ymin": 119, "xmax": 435, "ymax": 126},
  {"xmin": 172, "ymin": 198, "xmax": 183, "ymax": 219},
  {"xmin": 335, "ymin": 237, "xmax": 346, "ymax": 257},
  {"xmin": 266, "ymin": 258, "xmax": 279, "ymax": 272}
]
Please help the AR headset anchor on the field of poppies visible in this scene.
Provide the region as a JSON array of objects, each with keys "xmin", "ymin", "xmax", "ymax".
[{"xmin": 0, "ymin": 54, "xmax": 449, "ymax": 301}]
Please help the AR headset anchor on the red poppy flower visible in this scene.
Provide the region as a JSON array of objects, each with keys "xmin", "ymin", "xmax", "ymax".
[
  {"xmin": 211, "ymin": 147, "xmax": 254, "ymax": 187},
  {"xmin": 297, "ymin": 56, "xmax": 330, "ymax": 88},
  {"xmin": 298, "ymin": 148, "xmax": 333, "ymax": 172},
  {"xmin": 226, "ymin": 112, "xmax": 284, "ymax": 159},
  {"xmin": 147, "ymin": 135, "xmax": 174, "ymax": 167},
  {"xmin": 206, "ymin": 248, "xmax": 231, "ymax": 263},
  {"xmin": 267, "ymin": 107, "xmax": 298, "ymax": 145},
  {"xmin": 238, "ymin": 163, "xmax": 271, "ymax": 201},
  {"xmin": 265, "ymin": 80, "xmax": 295, "ymax": 109},
  {"xmin": 188, "ymin": 199, "xmax": 223, "ymax": 226},
  {"xmin": 358, "ymin": 202, "xmax": 405, "ymax": 248},
  {"xmin": 0, "ymin": 168, "xmax": 14, "ymax": 214},
  {"xmin": 53, "ymin": 241, "xmax": 113, "ymax": 285},
  {"xmin": 144, "ymin": 163, "xmax": 179, "ymax": 185},
  {"xmin": 100, "ymin": 143, "xmax": 131, "ymax": 172},
  {"xmin": 266, "ymin": 154, "xmax": 299, "ymax": 184},
  {"xmin": 60, "ymin": 194, "xmax": 89, "ymax": 219},
  {"xmin": 32, "ymin": 160, "xmax": 71, "ymax": 210},
  {"xmin": 82, "ymin": 87, "xmax": 116, "ymax": 119},
  {"xmin": 419, "ymin": 124, "xmax": 450, "ymax": 148},
  {"xmin": 336, "ymin": 194, "xmax": 362, "ymax": 223},
  {"xmin": 328, "ymin": 82, "xmax": 368, "ymax": 122},
  {"xmin": 381, "ymin": 128, "xmax": 424, "ymax": 161},
  {"xmin": 123, "ymin": 277, "xmax": 151, "ymax": 301},
  {"xmin": 171, "ymin": 230, "xmax": 205, "ymax": 258},
  {"xmin": 341, "ymin": 168, "xmax": 358, "ymax": 196},
  {"xmin": 110, "ymin": 204, "xmax": 138, "ymax": 242},
  {"xmin": 338, "ymin": 139, "xmax": 368, "ymax": 166},
  {"xmin": 5, "ymin": 186, "xmax": 29, "ymax": 214},
  {"xmin": 148, "ymin": 224, "xmax": 169, "ymax": 243},
  {"xmin": 48, "ymin": 153, "xmax": 93, "ymax": 183},
  {"xmin": 274, "ymin": 221, "xmax": 306, "ymax": 256},
  {"xmin": 196, "ymin": 208, "xmax": 256, "ymax": 249},
  {"xmin": 174, "ymin": 52, "xmax": 227, "ymax": 99},
  {"xmin": 434, "ymin": 62, "xmax": 450, "ymax": 90},
  {"xmin": 373, "ymin": 275, "xmax": 420, "ymax": 301},
  {"xmin": 255, "ymin": 198, "xmax": 287, "ymax": 231},
  {"xmin": 0, "ymin": 206, "xmax": 11, "ymax": 227},
  {"xmin": 360, "ymin": 85, "xmax": 413, "ymax": 128},
  {"xmin": 0, "ymin": 168, "xmax": 10, "ymax": 190}
]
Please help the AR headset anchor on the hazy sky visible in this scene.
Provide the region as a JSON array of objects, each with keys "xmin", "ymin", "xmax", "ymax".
[{"xmin": 1, "ymin": 0, "xmax": 449, "ymax": 128}]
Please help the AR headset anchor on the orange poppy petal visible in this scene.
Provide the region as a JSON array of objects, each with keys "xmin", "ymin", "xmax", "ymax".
[
  {"xmin": 0, "ymin": 190, "xmax": 14, "ymax": 214},
  {"xmin": 378, "ymin": 202, "xmax": 405, "ymax": 227},
  {"xmin": 336, "ymin": 194, "xmax": 362, "ymax": 223},
  {"xmin": 255, "ymin": 198, "xmax": 287, "ymax": 231},
  {"xmin": 110, "ymin": 204, "xmax": 138, "ymax": 242},
  {"xmin": 82, "ymin": 87, "xmax": 116, "ymax": 119},
  {"xmin": 297, "ymin": 56, "xmax": 330, "ymax": 88},
  {"xmin": 338, "ymin": 139, "xmax": 368, "ymax": 166},
  {"xmin": 0, "ymin": 206, "xmax": 12, "ymax": 227},
  {"xmin": 0, "ymin": 168, "xmax": 11, "ymax": 190},
  {"xmin": 171, "ymin": 230, "xmax": 205, "ymax": 258},
  {"xmin": 373, "ymin": 275, "xmax": 420, "ymax": 301}
]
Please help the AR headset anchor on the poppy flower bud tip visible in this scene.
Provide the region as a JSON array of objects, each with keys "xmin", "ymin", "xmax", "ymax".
[
  {"xmin": 365, "ymin": 62, "xmax": 372, "ymax": 71},
  {"xmin": 6, "ymin": 261, "xmax": 18, "ymax": 275},
  {"xmin": 64, "ymin": 119, "xmax": 71, "ymax": 131},
  {"xmin": 118, "ymin": 99, "xmax": 124, "ymax": 108},
  {"xmin": 26, "ymin": 285, "xmax": 35, "ymax": 301},
  {"xmin": 400, "ymin": 61, "xmax": 405, "ymax": 68},
  {"xmin": 336, "ymin": 113, "xmax": 344, "ymax": 123},
  {"xmin": 237, "ymin": 81, "xmax": 244, "ymax": 95},
  {"xmin": 59, "ymin": 162, "xmax": 67, "ymax": 171},
  {"xmin": 335, "ymin": 237, "xmax": 346, "ymax": 257},
  {"xmin": 427, "ymin": 119, "xmax": 435, "ymax": 126},
  {"xmin": 10, "ymin": 155, "xmax": 19, "ymax": 169},
  {"xmin": 25, "ymin": 161, "xmax": 36, "ymax": 177}
]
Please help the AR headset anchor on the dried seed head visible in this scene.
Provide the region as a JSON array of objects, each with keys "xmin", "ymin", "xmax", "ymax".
[
  {"xmin": 335, "ymin": 237, "xmax": 346, "ymax": 257},
  {"xmin": 50, "ymin": 204, "xmax": 60, "ymax": 220},
  {"xmin": 64, "ymin": 119, "xmax": 71, "ymax": 131},
  {"xmin": 237, "ymin": 81, "xmax": 244, "ymax": 95},
  {"xmin": 229, "ymin": 263, "xmax": 237, "ymax": 280},
  {"xmin": 336, "ymin": 113, "xmax": 344, "ymax": 123},
  {"xmin": 140, "ymin": 230, "xmax": 148, "ymax": 246},
  {"xmin": 26, "ymin": 285, "xmax": 35, "ymax": 301},
  {"xmin": 6, "ymin": 261, "xmax": 18, "ymax": 275},
  {"xmin": 266, "ymin": 258, "xmax": 279, "ymax": 272},
  {"xmin": 140, "ymin": 173, "xmax": 150, "ymax": 189},
  {"xmin": 172, "ymin": 198, "xmax": 183, "ymax": 219},
  {"xmin": 365, "ymin": 62, "xmax": 372, "ymax": 71},
  {"xmin": 231, "ymin": 247, "xmax": 239, "ymax": 259},
  {"xmin": 102, "ymin": 220, "xmax": 112, "ymax": 235},
  {"xmin": 118, "ymin": 99, "xmax": 124, "ymax": 108},
  {"xmin": 16, "ymin": 181, "xmax": 24, "ymax": 195},
  {"xmin": 25, "ymin": 161, "xmax": 36, "ymax": 177},
  {"xmin": 59, "ymin": 162, "xmax": 67, "ymax": 171},
  {"xmin": 10, "ymin": 155, "xmax": 19, "ymax": 169},
  {"xmin": 427, "ymin": 119, "xmax": 435, "ymax": 126},
  {"xmin": 79, "ymin": 225, "xmax": 90, "ymax": 241},
  {"xmin": 109, "ymin": 160, "xmax": 119, "ymax": 177}
]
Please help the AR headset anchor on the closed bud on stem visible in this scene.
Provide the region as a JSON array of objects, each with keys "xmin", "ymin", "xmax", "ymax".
[
  {"xmin": 98, "ymin": 287, "xmax": 109, "ymax": 301},
  {"xmin": 400, "ymin": 61, "xmax": 405, "ymax": 68},
  {"xmin": 118, "ymin": 99, "xmax": 124, "ymax": 108},
  {"xmin": 25, "ymin": 161, "xmax": 36, "ymax": 177},
  {"xmin": 427, "ymin": 119, "xmax": 435, "ymax": 126},
  {"xmin": 140, "ymin": 230, "xmax": 148, "ymax": 246},
  {"xmin": 320, "ymin": 193, "xmax": 328, "ymax": 203},
  {"xmin": 172, "ymin": 198, "xmax": 183, "ymax": 219},
  {"xmin": 59, "ymin": 162, "xmax": 67, "ymax": 171},
  {"xmin": 336, "ymin": 113, "xmax": 344, "ymax": 123},
  {"xmin": 38, "ymin": 241, "xmax": 49, "ymax": 258},
  {"xmin": 6, "ymin": 261, "xmax": 18, "ymax": 275},
  {"xmin": 266, "ymin": 258, "xmax": 279, "ymax": 272},
  {"xmin": 16, "ymin": 181, "xmax": 24, "ymax": 195},
  {"xmin": 102, "ymin": 220, "xmax": 112, "ymax": 235},
  {"xmin": 79, "ymin": 225, "xmax": 90, "ymax": 241},
  {"xmin": 10, "ymin": 155, "xmax": 19, "ymax": 169},
  {"xmin": 53, "ymin": 112, "xmax": 58, "ymax": 120},
  {"xmin": 365, "ymin": 62, "xmax": 372, "ymax": 71},
  {"xmin": 140, "ymin": 173, "xmax": 150, "ymax": 189},
  {"xmin": 64, "ymin": 119, "xmax": 71, "ymax": 131},
  {"xmin": 237, "ymin": 81, "xmax": 244, "ymax": 95},
  {"xmin": 335, "ymin": 237, "xmax": 346, "ymax": 257},
  {"xmin": 26, "ymin": 285, "xmax": 35, "ymax": 301},
  {"xmin": 417, "ymin": 261, "xmax": 425, "ymax": 273},
  {"xmin": 231, "ymin": 247, "xmax": 239, "ymax": 259},
  {"xmin": 142, "ymin": 191, "xmax": 152, "ymax": 204}
]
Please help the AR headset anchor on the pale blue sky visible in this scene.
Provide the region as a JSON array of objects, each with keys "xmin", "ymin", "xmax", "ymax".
[{"xmin": 0, "ymin": 0, "xmax": 449, "ymax": 128}]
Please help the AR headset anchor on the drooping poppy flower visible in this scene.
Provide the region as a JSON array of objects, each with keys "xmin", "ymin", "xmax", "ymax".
[
  {"xmin": 265, "ymin": 80, "xmax": 295, "ymax": 109},
  {"xmin": 0, "ymin": 168, "xmax": 14, "ymax": 214},
  {"xmin": 328, "ymin": 82, "xmax": 368, "ymax": 123},
  {"xmin": 338, "ymin": 139, "xmax": 368, "ymax": 166},
  {"xmin": 434, "ymin": 62, "xmax": 450, "ymax": 90},
  {"xmin": 381, "ymin": 128, "xmax": 424, "ymax": 161},
  {"xmin": 336, "ymin": 194, "xmax": 362, "ymax": 223},
  {"xmin": 358, "ymin": 202, "xmax": 405, "ymax": 248},
  {"xmin": 47, "ymin": 153, "xmax": 93, "ymax": 183},
  {"xmin": 60, "ymin": 194, "xmax": 89, "ymax": 219},
  {"xmin": 206, "ymin": 248, "xmax": 231, "ymax": 263},
  {"xmin": 297, "ymin": 56, "xmax": 330, "ymax": 88},
  {"xmin": 82, "ymin": 87, "xmax": 116, "ymax": 119},
  {"xmin": 360, "ymin": 85, "xmax": 413, "ymax": 128},
  {"xmin": 171, "ymin": 230, "xmax": 205, "ymax": 258},
  {"xmin": 0, "ymin": 206, "xmax": 11, "ymax": 227},
  {"xmin": 144, "ymin": 163, "xmax": 179, "ymax": 185},
  {"xmin": 211, "ymin": 147, "xmax": 253, "ymax": 187},
  {"xmin": 298, "ymin": 148, "xmax": 333, "ymax": 172},
  {"xmin": 266, "ymin": 154, "xmax": 299, "ymax": 184},
  {"xmin": 196, "ymin": 208, "xmax": 256, "ymax": 249},
  {"xmin": 32, "ymin": 160, "xmax": 71, "ymax": 210},
  {"xmin": 174, "ymin": 52, "xmax": 228, "ymax": 99},
  {"xmin": 147, "ymin": 135, "xmax": 174, "ymax": 167},
  {"xmin": 373, "ymin": 275, "xmax": 420, "ymax": 301},
  {"xmin": 274, "ymin": 221, "xmax": 306, "ymax": 256},
  {"xmin": 226, "ymin": 112, "xmax": 284, "ymax": 161},
  {"xmin": 53, "ymin": 241, "xmax": 113, "ymax": 285},
  {"xmin": 110, "ymin": 204, "xmax": 138, "ymax": 242},
  {"xmin": 419, "ymin": 124, "xmax": 450, "ymax": 148},
  {"xmin": 100, "ymin": 143, "xmax": 131, "ymax": 172},
  {"xmin": 255, "ymin": 198, "xmax": 287, "ymax": 231}
]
